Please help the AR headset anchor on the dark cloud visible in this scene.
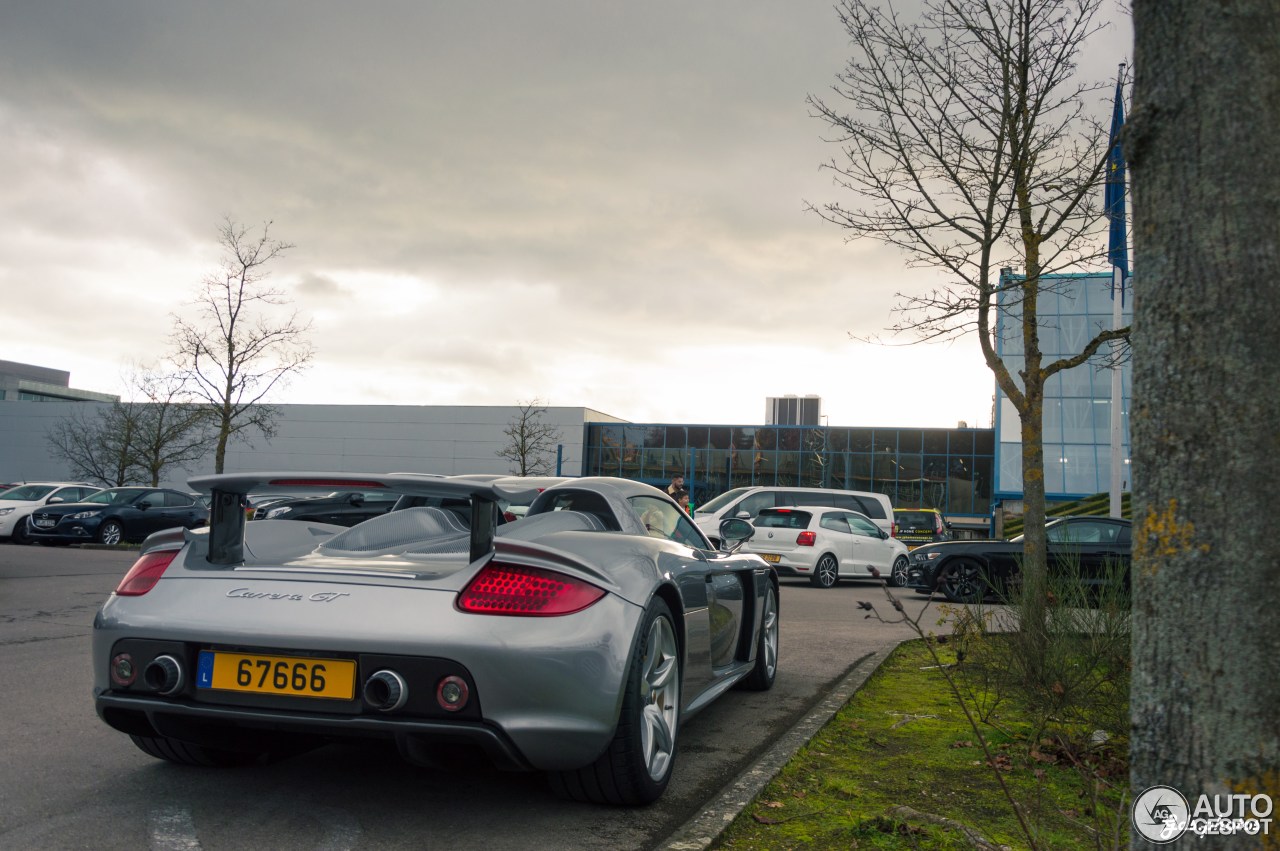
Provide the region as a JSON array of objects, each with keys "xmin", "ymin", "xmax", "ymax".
[{"xmin": 0, "ymin": 1, "xmax": 1130, "ymax": 426}]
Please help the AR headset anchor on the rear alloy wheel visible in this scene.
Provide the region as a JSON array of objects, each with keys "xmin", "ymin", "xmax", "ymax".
[
  {"xmin": 889, "ymin": 556, "xmax": 909, "ymax": 588},
  {"xmin": 940, "ymin": 557, "xmax": 987, "ymax": 604},
  {"xmin": 129, "ymin": 734, "xmax": 263, "ymax": 767},
  {"xmin": 810, "ymin": 554, "xmax": 840, "ymax": 588},
  {"xmin": 10, "ymin": 516, "xmax": 33, "ymax": 545},
  {"xmin": 97, "ymin": 520, "xmax": 124, "ymax": 546},
  {"xmin": 550, "ymin": 597, "xmax": 681, "ymax": 805},
  {"xmin": 738, "ymin": 581, "xmax": 778, "ymax": 691}
]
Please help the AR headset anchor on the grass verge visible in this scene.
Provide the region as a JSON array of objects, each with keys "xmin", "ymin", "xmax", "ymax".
[{"xmin": 713, "ymin": 638, "xmax": 1128, "ymax": 850}]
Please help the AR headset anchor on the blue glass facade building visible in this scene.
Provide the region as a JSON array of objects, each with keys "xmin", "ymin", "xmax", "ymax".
[
  {"xmin": 582, "ymin": 423, "xmax": 994, "ymax": 530},
  {"xmin": 993, "ymin": 271, "xmax": 1132, "ymax": 504}
]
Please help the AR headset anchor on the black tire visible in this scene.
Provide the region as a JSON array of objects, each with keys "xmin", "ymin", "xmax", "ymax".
[
  {"xmin": 97, "ymin": 519, "xmax": 124, "ymax": 546},
  {"xmin": 10, "ymin": 516, "xmax": 32, "ymax": 545},
  {"xmin": 889, "ymin": 555, "xmax": 909, "ymax": 588},
  {"xmin": 738, "ymin": 580, "xmax": 778, "ymax": 691},
  {"xmin": 940, "ymin": 557, "xmax": 987, "ymax": 604},
  {"xmin": 809, "ymin": 554, "xmax": 840, "ymax": 588},
  {"xmin": 129, "ymin": 734, "xmax": 262, "ymax": 767},
  {"xmin": 549, "ymin": 597, "xmax": 681, "ymax": 806}
]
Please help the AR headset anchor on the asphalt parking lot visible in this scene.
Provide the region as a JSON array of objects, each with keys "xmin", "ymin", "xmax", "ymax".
[{"xmin": 0, "ymin": 543, "xmax": 942, "ymax": 850}]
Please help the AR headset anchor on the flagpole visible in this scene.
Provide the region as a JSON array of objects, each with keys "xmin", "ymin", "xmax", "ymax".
[
  {"xmin": 1109, "ymin": 264, "xmax": 1124, "ymax": 518},
  {"xmin": 1107, "ymin": 63, "xmax": 1127, "ymax": 520}
]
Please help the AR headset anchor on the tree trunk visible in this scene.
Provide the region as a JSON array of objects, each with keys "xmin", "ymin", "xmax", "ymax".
[
  {"xmin": 215, "ymin": 419, "xmax": 230, "ymax": 474},
  {"xmin": 1017, "ymin": 387, "xmax": 1049, "ymax": 671},
  {"xmin": 1130, "ymin": 1, "xmax": 1280, "ymax": 845}
]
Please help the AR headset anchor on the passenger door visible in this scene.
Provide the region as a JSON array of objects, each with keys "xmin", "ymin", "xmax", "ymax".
[
  {"xmin": 817, "ymin": 512, "xmax": 857, "ymax": 575},
  {"xmin": 1046, "ymin": 520, "xmax": 1125, "ymax": 586},
  {"xmin": 129, "ymin": 490, "xmax": 173, "ymax": 536},
  {"xmin": 846, "ymin": 512, "xmax": 894, "ymax": 575}
]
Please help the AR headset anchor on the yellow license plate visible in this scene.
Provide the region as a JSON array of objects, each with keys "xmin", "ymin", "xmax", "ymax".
[
  {"xmin": 196, "ymin": 651, "xmax": 356, "ymax": 700},
  {"xmin": 759, "ymin": 553, "xmax": 781, "ymax": 563}
]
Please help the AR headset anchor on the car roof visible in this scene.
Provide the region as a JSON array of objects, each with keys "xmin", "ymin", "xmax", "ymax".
[
  {"xmin": 759, "ymin": 505, "xmax": 875, "ymax": 520},
  {"xmin": 1048, "ymin": 515, "xmax": 1131, "ymax": 526},
  {"xmin": 6, "ymin": 481, "xmax": 96, "ymax": 487}
]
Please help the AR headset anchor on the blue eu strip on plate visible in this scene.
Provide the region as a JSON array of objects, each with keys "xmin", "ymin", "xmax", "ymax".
[{"xmin": 196, "ymin": 650, "xmax": 214, "ymax": 688}]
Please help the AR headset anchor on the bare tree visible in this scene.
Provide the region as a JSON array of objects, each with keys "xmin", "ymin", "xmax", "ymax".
[
  {"xmin": 496, "ymin": 400, "xmax": 564, "ymax": 476},
  {"xmin": 130, "ymin": 370, "xmax": 215, "ymax": 486},
  {"xmin": 808, "ymin": 0, "xmax": 1129, "ymax": 657},
  {"xmin": 46, "ymin": 401, "xmax": 144, "ymax": 487},
  {"xmin": 1129, "ymin": 0, "xmax": 1280, "ymax": 843},
  {"xmin": 45, "ymin": 367, "xmax": 214, "ymax": 487},
  {"xmin": 171, "ymin": 218, "xmax": 313, "ymax": 473}
]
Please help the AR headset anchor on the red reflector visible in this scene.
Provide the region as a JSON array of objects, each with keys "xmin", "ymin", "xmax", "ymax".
[
  {"xmin": 796, "ymin": 531, "xmax": 817, "ymax": 546},
  {"xmin": 457, "ymin": 562, "xmax": 605, "ymax": 616},
  {"xmin": 116, "ymin": 550, "xmax": 180, "ymax": 596},
  {"xmin": 267, "ymin": 478, "xmax": 387, "ymax": 488}
]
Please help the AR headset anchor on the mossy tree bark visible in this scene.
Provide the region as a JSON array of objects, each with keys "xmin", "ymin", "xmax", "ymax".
[{"xmin": 1129, "ymin": 1, "xmax": 1280, "ymax": 845}]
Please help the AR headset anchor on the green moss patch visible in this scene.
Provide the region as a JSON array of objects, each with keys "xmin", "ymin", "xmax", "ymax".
[{"xmin": 715, "ymin": 639, "xmax": 1128, "ymax": 850}]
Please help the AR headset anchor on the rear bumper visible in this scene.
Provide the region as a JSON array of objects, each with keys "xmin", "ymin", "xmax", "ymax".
[
  {"xmin": 95, "ymin": 691, "xmax": 534, "ymax": 770},
  {"xmin": 93, "ymin": 580, "xmax": 644, "ymax": 771}
]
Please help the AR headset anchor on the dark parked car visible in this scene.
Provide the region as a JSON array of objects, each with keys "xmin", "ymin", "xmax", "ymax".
[
  {"xmin": 253, "ymin": 490, "xmax": 400, "ymax": 526},
  {"xmin": 27, "ymin": 487, "xmax": 208, "ymax": 546},
  {"xmin": 389, "ymin": 475, "xmax": 565, "ymax": 525},
  {"xmin": 907, "ymin": 516, "xmax": 1131, "ymax": 604}
]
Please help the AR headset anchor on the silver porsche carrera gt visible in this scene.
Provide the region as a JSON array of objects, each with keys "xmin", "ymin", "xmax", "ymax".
[{"xmin": 92, "ymin": 473, "xmax": 779, "ymax": 806}]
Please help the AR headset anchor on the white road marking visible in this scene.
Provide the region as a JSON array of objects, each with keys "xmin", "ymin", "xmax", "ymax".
[{"xmin": 148, "ymin": 805, "xmax": 201, "ymax": 851}]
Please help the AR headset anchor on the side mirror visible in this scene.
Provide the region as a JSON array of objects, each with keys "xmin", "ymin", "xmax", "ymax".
[
  {"xmin": 718, "ymin": 517, "xmax": 754, "ymax": 553},
  {"xmin": 137, "ymin": 501, "xmax": 152, "ymax": 511},
  {"xmin": 47, "ymin": 497, "xmax": 65, "ymax": 504},
  {"xmin": 735, "ymin": 510, "xmax": 751, "ymax": 519}
]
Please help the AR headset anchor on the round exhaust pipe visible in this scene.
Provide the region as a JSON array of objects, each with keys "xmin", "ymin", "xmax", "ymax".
[
  {"xmin": 143, "ymin": 655, "xmax": 184, "ymax": 695},
  {"xmin": 363, "ymin": 669, "xmax": 408, "ymax": 712}
]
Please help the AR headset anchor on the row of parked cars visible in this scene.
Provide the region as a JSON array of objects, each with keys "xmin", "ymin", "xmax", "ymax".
[
  {"xmin": 4, "ymin": 477, "xmax": 1129, "ymax": 607},
  {"xmin": 0, "ymin": 481, "xmax": 208, "ymax": 546},
  {"xmin": 687, "ymin": 484, "xmax": 1131, "ymax": 601}
]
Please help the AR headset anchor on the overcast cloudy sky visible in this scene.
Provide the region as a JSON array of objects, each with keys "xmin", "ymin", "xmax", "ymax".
[{"xmin": 1, "ymin": 1, "xmax": 1132, "ymax": 428}]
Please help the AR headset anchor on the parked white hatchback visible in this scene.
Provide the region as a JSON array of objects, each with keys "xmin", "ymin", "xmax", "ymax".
[
  {"xmin": 747, "ymin": 506, "xmax": 911, "ymax": 588},
  {"xmin": 0, "ymin": 482, "xmax": 101, "ymax": 544}
]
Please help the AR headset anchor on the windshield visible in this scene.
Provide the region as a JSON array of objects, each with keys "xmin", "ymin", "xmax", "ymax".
[
  {"xmin": 83, "ymin": 489, "xmax": 142, "ymax": 506},
  {"xmin": 698, "ymin": 488, "xmax": 750, "ymax": 514},
  {"xmin": 895, "ymin": 511, "xmax": 936, "ymax": 531},
  {"xmin": 1, "ymin": 485, "xmax": 56, "ymax": 501}
]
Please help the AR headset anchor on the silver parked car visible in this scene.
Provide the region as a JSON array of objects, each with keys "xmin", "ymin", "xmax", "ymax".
[{"xmin": 92, "ymin": 473, "xmax": 779, "ymax": 806}]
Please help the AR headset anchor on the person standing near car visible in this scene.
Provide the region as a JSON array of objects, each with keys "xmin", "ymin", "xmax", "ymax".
[{"xmin": 667, "ymin": 475, "xmax": 690, "ymax": 513}]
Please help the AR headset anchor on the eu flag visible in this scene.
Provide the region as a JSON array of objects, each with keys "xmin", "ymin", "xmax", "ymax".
[{"xmin": 1105, "ymin": 73, "xmax": 1128, "ymax": 287}]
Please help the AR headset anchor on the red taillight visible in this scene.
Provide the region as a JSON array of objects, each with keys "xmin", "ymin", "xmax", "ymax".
[
  {"xmin": 116, "ymin": 550, "xmax": 180, "ymax": 596},
  {"xmin": 796, "ymin": 530, "xmax": 817, "ymax": 547},
  {"xmin": 892, "ymin": 521, "xmax": 899, "ymax": 538},
  {"xmin": 457, "ymin": 562, "xmax": 605, "ymax": 616}
]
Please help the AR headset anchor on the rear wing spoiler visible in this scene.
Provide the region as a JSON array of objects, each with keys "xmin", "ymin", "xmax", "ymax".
[{"xmin": 189, "ymin": 472, "xmax": 564, "ymax": 565}]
